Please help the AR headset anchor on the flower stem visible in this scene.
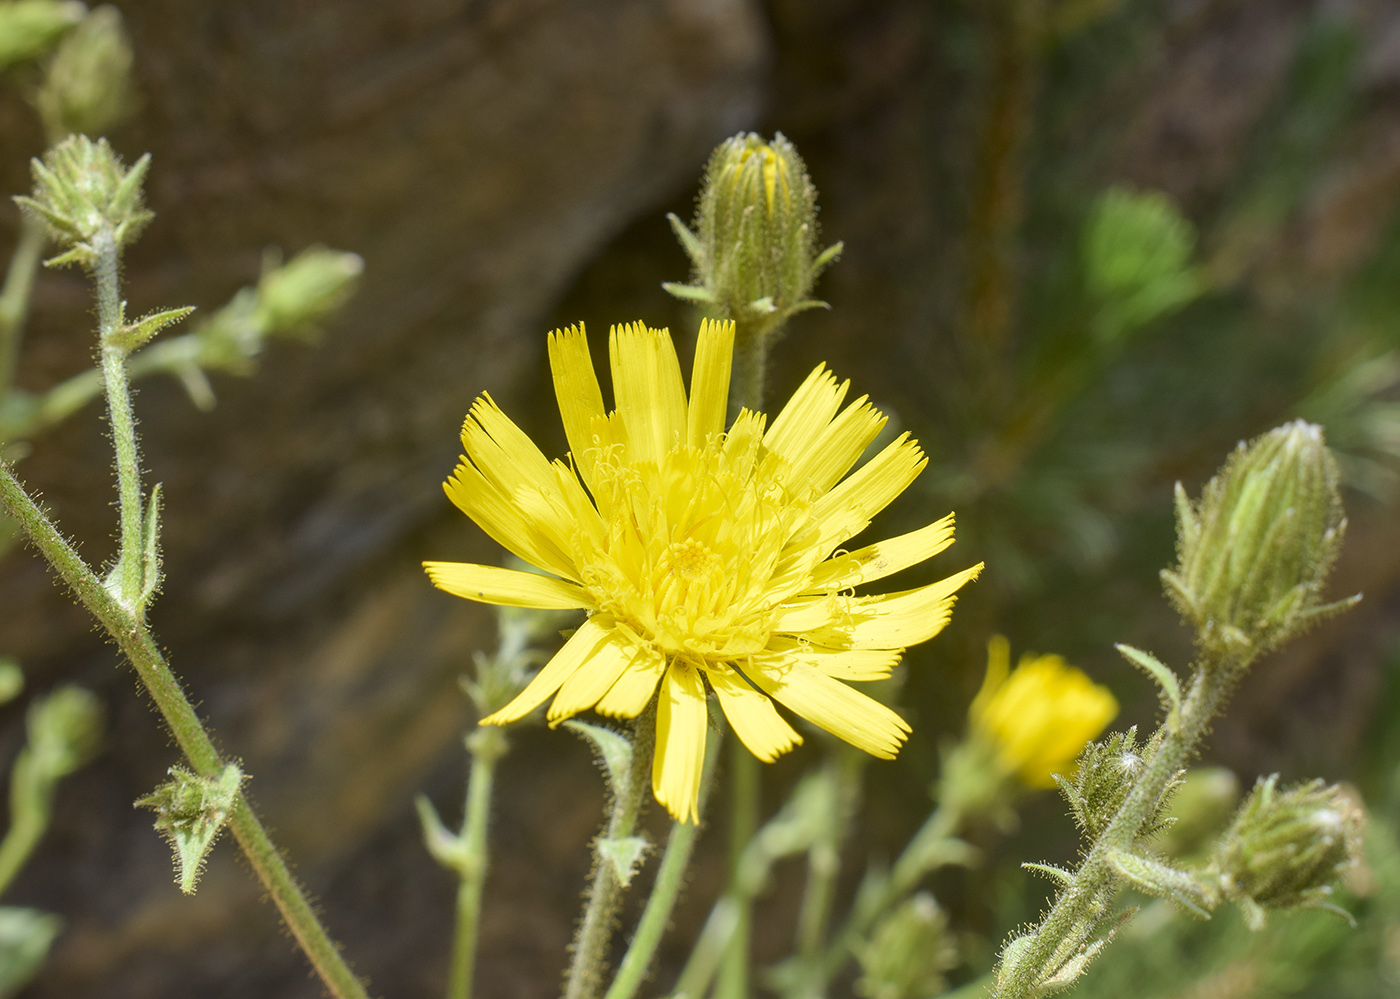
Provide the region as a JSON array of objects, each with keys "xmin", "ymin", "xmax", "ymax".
[
  {"xmin": 0, "ymin": 456, "xmax": 370, "ymax": 999},
  {"xmin": 0, "ymin": 217, "xmax": 45, "ymax": 397},
  {"xmin": 715, "ymin": 742, "xmax": 758, "ymax": 999},
  {"xmin": 604, "ymin": 732, "xmax": 723, "ymax": 999},
  {"xmin": 92, "ymin": 228, "xmax": 144, "ymax": 606},
  {"xmin": 990, "ymin": 664, "xmax": 1230, "ymax": 998},
  {"xmin": 447, "ymin": 731, "xmax": 503, "ymax": 999},
  {"xmin": 565, "ymin": 706, "xmax": 656, "ymax": 999},
  {"xmin": 728, "ymin": 319, "xmax": 769, "ymax": 420},
  {"xmin": 714, "ymin": 312, "xmax": 771, "ymax": 998}
]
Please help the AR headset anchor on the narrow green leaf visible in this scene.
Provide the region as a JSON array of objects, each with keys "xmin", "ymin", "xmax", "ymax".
[
  {"xmin": 137, "ymin": 483, "xmax": 162, "ymax": 613},
  {"xmin": 415, "ymin": 794, "xmax": 467, "ymax": 873},
  {"xmin": 597, "ymin": 835, "xmax": 649, "ymax": 887},
  {"xmin": 1021, "ymin": 861, "xmax": 1074, "ymax": 887},
  {"xmin": 564, "ymin": 720, "xmax": 634, "ymax": 798},
  {"xmin": 811, "ymin": 240, "xmax": 844, "ymax": 272},
  {"xmin": 1116, "ymin": 643, "xmax": 1181, "ymax": 722},
  {"xmin": 661, "ymin": 281, "xmax": 715, "ymax": 304},
  {"xmin": 666, "ymin": 212, "xmax": 704, "ymax": 265},
  {"xmin": 109, "ymin": 305, "xmax": 195, "ymax": 352}
]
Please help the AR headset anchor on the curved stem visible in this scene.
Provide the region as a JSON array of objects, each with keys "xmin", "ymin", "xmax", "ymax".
[
  {"xmin": 605, "ymin": 733, "xmax": 723, "ymax": 999},
  {"xmin": 0, "ymin": 463, "xmax": 371, "ymax": 999}
]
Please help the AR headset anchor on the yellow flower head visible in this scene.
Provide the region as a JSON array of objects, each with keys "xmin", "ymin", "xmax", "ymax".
[
  {"xmin": 424, "ymin": 319, "xmax": 981, "ymax": 821},
  {"xmin": 968, "ymin": 636, "xmax": 1117, "ymax": 789}
]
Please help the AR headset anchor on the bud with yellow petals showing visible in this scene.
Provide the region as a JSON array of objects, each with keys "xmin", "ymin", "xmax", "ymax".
[{"xmin": 665, "ymin": 132, "xmax": 842, "ymax": 341}]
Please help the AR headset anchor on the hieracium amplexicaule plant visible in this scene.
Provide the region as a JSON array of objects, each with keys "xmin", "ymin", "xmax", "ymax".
[{"xmin": 991, "ymin": 422, "xmax": 1363, "ymax": 999}]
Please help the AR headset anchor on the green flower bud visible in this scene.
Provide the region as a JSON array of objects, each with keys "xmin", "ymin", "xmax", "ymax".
[
  {"xmin": 26, "ymin": 685, "xmax": 102, "ymax": 780},
  {"xmin": 1059, "ymin": 727, "xmax": 1170, "ymax": 840},
  {"xmin": 665, "ymin": 132, "xmax": 842, "ymax": 339},
  {"xmin": 252, "ymin": 246, "xmax": 364, "ymax": 335},
  {"xmin": 855, "ymin": 892, "xmax": 958, "ymax": 999},
  {"xmin": 0, "ymin": 0, "xmax": 84, "ymax": 72},
  {"xmin": 15, "ymin": 135, "xmax": 152, "ymax": 267},
  {"xmin": 34, "ymin": 5, "xmax": 137, "ymax": 141},
  {"xmin": 1162, "ymin": 421, "xmax": 1353, "ymax": 661},
  {"xmin": 1210, "ymin": 775, "xmax": 1363, "ymax": 930}
]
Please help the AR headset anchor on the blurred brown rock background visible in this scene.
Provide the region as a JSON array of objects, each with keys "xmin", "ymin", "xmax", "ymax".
[{"xmin": 2, "ymin": 0, "xmax": 1400, "ymax": 996}]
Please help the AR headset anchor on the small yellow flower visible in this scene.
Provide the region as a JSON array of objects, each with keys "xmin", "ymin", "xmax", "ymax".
[
  {"xmin": 968, "ymin": 636, "xmax": 1117, "ymax": 789},
  {"xmin": 425, "ymin": 319, "xmax": 981, "ymax": 822}
]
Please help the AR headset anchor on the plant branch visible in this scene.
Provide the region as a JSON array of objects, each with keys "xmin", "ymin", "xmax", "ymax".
[
  {"xmin": 565, "ymin": 706, "xmax": 657, "ymax": 999},
  {"xmin": 0, "ymin": 462, "xmax": 372, "ymax": 999},
  {"xmin": 990, "ymin": 663, "xmax": 1231, "ymax": 998}
]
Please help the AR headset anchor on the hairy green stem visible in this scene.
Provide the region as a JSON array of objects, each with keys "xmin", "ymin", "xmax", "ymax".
[
  {"xmin": 91, "ymin": 229, "xmax": 145, "ymax": 606},
  {"xmin": 0, "ymin": 217, "xmax": 45, "ymax": 396},
  {"xmin": 605, "ymin": 733, "xmax": 723, "ymax": 999},
  {"xmin": 990, "ymin": 665, "xmax": 1230, "ymax": 998},
  {"xmin": 448, "ymin": 731, "xmax": 504, "ymax": 999},
  {"xmin": 728, "ymin": 320, "xmax": 769, "ymax": 420},
  {"xmin": 0, "ymin": 462, "xmax": 371, "ymax": 999},
  {"xmin": 566, "ymin": 706, "xmax": 656, "ymax": 999}
]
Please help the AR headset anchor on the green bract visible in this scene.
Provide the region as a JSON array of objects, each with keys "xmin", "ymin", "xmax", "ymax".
[
  {"xmin": 1162, "ymin": 420, "xmax": 1352, "ymax": 661},
  {"xmin": 665, "ymin": 132, "xmax": 842, "ymax": 339}
]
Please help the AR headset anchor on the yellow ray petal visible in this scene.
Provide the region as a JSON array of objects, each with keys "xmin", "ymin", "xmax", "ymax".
[
  {"xmin": 785, "ymin": 396, "xmax": 887, "ymax": 495},
  {"xmin": 687, "ymin": 318, "xmax": 735, "ymax": 447},
  {"xmin": 811, "ymin": 434, "xmax": 927, "ymax": 550},
  {"xmin": 763, "ymin": 364, "xmax": 848, "ymax": 464},
  {"xmin": 709, "ymin": 666, "xmax": 802, "ymax": 762},
  {"xmin": 444, "ymin": 461, "xmax": 579, "ymax": 581},
  {"xmin": 423, "ymin": 561, "xmax": 592, "ymax": 609},
  {"xmin": 776, "ymin": 563, "xmax": 984, "ymax": 649},
  {"xmin": 481, "ymin": 617, "xmax": 611, "ymax": 725},
  {"xmin": 461, "ymin": 394, "xmax": 558, "ymax": 496},
  {"xmin": 547, "ymin": 632, "xmax": 636, "ymax": 724},
  {"xmin": 748, "ymin": 659, "xmax": 910, "ymax": 759},
  {"xmin": 785, "ymin": 643, "xmax": 904, "ymax": 681},
  {"xmin": 610, "ymin": 322, "xmax": 687, "ymax": 466},
  {"xmin": 550, "ymin": 460, "xmax": 607, "ymax": 553},
  {"xmin": 595, "ymin": 646, "xmax": 667, "ymax": 718},
  {"xmin": 548, "ymin": 325, "xmax": 608, "ymax": 485},
  {"xmin": 652, "ymin": 660, "xmax": 708, "ymax": 824},
  {"xmin": 804, "ymin": 513, "xmax": 957, "ymax": 593}
]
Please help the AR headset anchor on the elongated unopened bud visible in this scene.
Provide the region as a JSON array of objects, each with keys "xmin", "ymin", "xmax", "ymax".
[
  {"xmin": 665, "ymin": 132, "xmax": 841, "ymax": 339},
  {"xmin": 1162, "ymin": 421, "xmax": 1353, "ymax": 660}
]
